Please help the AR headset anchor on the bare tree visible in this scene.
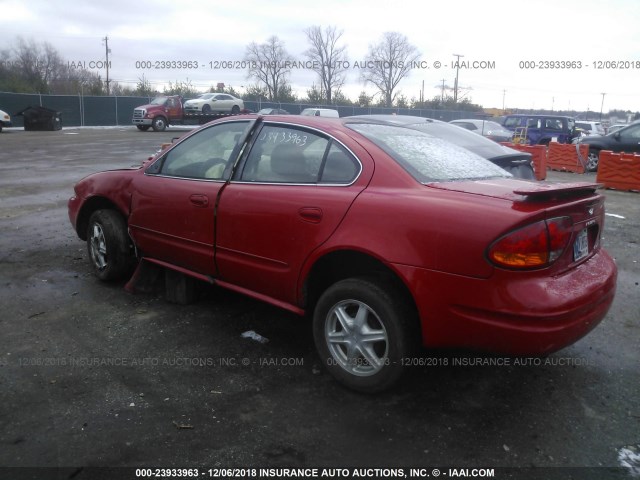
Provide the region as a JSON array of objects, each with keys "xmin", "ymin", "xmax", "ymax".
[
  {"xmin": 304, "ymin": 25, "xmax": 348, "ymax": 104},
  {"xmin": 244, "ymin": 36, "xmax": 293, "ymax": 101},
  {"xmin": 361, "ymin": 32, "xmax": 420, "ymax": 107},
  {"xmin": 1, "ymin": 36, "xmax": 107, "ymax": 94},
  {"xmin": 12, "ymin": 37, "xmax": 70, "ymax": 93}
]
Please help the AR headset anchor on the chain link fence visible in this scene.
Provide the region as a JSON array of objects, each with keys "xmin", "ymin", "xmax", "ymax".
[{"xmin": 0, "ymin": 91, "xmax": 485, "ymax": 128}]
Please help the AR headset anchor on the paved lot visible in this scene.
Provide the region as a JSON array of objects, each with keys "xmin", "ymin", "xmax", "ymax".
[{"xmin": 0, "ymin": 127, "xmax": 638, "ymax": 479}]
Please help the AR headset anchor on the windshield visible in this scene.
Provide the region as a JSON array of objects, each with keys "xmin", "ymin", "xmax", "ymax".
[
  {"xmin": 348, "ymin": 123, "xmax": 511, "ymax": 183},
  {"xmin": 199, "ymin": 93, "xmax": 215, "ymax": 100},
  {"xmin": 150, "ymin": 97, "xmax": 168, "ymax": 105}
]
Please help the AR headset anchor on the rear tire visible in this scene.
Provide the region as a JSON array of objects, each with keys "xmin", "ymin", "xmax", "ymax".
[
  {"xmin": 231, "ymin": 105, "xmax": 240, "ymax": 114},
  {"xmin": 86, "ymin": 210, "xmax": 135, "ymax": 281},
  {"xmin": 313, "ymin": 277, "xmax": 417, "ymax": 393}
]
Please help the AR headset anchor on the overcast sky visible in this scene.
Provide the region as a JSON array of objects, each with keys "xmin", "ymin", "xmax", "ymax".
[{"xmin": 2, "ymin": 0, "xmax": 639, "ymax": 113}]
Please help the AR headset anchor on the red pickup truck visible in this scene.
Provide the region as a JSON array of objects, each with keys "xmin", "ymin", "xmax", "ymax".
[{"xmin": 132, "ymin": 95, "xmax": 246, "ymax": 132}]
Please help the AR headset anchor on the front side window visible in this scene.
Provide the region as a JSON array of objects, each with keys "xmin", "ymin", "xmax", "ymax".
[
  {"xmin": 146, "ymin": 121, "xmax": 249, "ymax": 180},
  {"xmin": 504, "ymin": 117, "xmax": 522, "ymax": 128},
  {"xmin": 348, "ymin": 123, "xmax": 510, "ymax": 183},
  {"xmin": 621, "ymin": 124, "xmax": 640, "ymax": 139},
  {"xmin": 238, "ymin": 125, "xmax": 360, "ymax": 184}
]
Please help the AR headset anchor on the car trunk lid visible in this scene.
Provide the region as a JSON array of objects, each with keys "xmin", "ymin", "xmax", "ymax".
[
  {"xmin": 428, "ymin": 178, "xmax": 599, "ymax": 202},
  {"xmin": 430, "ymin": 179, "xmax": 604, "ymax": 271}
]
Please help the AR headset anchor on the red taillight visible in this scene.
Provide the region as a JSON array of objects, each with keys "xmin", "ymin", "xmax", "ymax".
[{"xmin": 488, "ymin": 217, "xmax": 573, "ymax": 269}]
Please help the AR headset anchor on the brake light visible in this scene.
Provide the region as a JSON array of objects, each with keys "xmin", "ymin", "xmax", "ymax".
[{"xmin": 488, "ymin": 217, "xmax": 573, "ymax": 269}]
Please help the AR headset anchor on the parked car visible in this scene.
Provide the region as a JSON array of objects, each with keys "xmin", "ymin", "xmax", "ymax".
[
  {"xmin": 500, "ymin": 114, "xmax": 577, "ymax": 145},
  {"xmin": 575, "ymin": 121, "xmax": 605, "ymax": 137},
  {"xmin": 69, "ymin": 114, "xmax": 617, "ymax": 392},
  {"xmin": 578, "ymin": 122, "xmax": 640, "ymax": 171},
  {"xmin": 449, "ymin": 119, "xmax": 514, "ymax": 142},
  {"xmin": 257, "ymin": 108, "xmax": 289, "ymax": 115},
  {"xmin": 300, "ymin": 108, "xmax": 339, "ymax": 118},
  {"xmin": 183, "ymin": 93, "xmax": 244, "ymax": 114},
  {"xmin": 0, "ymin": 109, "xmax": 12, "ymax": 132},
  {"xmin": 349, "ymin": 115, "xmax": 534, "ymax": 179}
]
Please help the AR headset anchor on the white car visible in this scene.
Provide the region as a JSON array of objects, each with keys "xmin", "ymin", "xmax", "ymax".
[
  {"xmin": 575, "ymin": 121, "xmax": 605, "ymax": 137},
  {"xmin": 449, "ymin": 118, "xmax": 513, "ymax": 142},
  {"xmin": 183, "ymin": 93, "xmax": 244, "ymax": 114},
  {"xmin": 0, "ymin": 109, "xmax": 12, "ymax": 132}
]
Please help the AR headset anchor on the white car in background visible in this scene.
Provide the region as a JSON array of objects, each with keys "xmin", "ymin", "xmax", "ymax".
[
  {"xmin": 0, "ymin": 109, "xmax": 12, "ymax": 132},
  {"xmin": 575, "ymin": 121, "xmax": 605, "ymax": 137},
  {"xmin": 183, "ymin": 93, "xmax": 244, "ymax": 114},
  {"xmin": 449, "ymin": 118, "xmax": 513, "ymax": 143}
]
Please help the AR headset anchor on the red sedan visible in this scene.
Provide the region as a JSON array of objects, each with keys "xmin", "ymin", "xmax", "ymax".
[{"xmin": 68, "ymin": 115, "xmax": 617, "ymax": 392}]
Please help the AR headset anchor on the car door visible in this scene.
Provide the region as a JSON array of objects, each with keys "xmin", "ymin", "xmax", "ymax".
[
  {"xmin": 165, "ymin": 97, "xmax": 182, "ymax": 122},
  {"xmin": 128, "ymin": 120, "xmax": 250, "ymax": 275},
  {"xmin": 213, "ymin": 94, "xmax": 231, "ymax": 112},
  {"xmin": 614, "ymin": 124, "xmax": 640, "ymax": 153},
  {"xmin": 214, "ymin": 123, "xmax": 370, "ymax": 305}
]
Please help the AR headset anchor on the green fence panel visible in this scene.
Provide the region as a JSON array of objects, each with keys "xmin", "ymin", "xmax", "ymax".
[{"xmin": 1, "ymin": 91, "xmax": 485, "ymax": 129}]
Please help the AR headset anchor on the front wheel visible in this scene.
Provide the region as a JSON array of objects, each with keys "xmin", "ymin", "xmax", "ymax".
[
  {"xmin": 201, "ymin": 104, "xmax": 212, "ymax": 114},
  {"xmin": 152, "ymin": 116, "xmax": 167, "ymax": 132},
  {"xmin": 86, "ymin": 210, "xmax": 136, "ymax": 281},
  {"xmin": 587, "ymin": 149, "xmax": 600, "ymax": 172},
  {"xmin": 313, "ymin": 277, "xmax": 417, "ymax": 393}
]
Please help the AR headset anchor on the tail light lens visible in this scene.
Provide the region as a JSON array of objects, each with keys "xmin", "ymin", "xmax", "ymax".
[{"xmin": 488, "ymin": 217, "xmax": 573, "ymax": 269}]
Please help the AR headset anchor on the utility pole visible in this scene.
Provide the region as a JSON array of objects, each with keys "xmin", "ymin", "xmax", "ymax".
[
  {"xmin": 502, "ymin": 89, "xmax": 506, "ymax": 112},
  {"xmin": 452, "ymin": 53, "xmax": 464, "ymax": 103},
  {"xmin": 600, "ymin": 93, "xmax": 606, "ymax": 121},
  {"xmin": 102, "ymin": 36, "xmax": 111, "ymax": 95}
]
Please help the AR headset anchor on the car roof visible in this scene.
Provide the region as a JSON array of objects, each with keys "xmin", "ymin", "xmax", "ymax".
[
  {"xmin": 345, "ymin": 114, "xmax": 523, "ymax": 160},
  {"xmin": 346, "ymin": 114, "xmax": 445, "ymax": 125},
  {"xmin": 506, "ymin": 114, "xmax": 573, "ymax": 119}
]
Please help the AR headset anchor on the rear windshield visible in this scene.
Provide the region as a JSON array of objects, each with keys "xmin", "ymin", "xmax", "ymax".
[{"xmin": 349, "ymin": 123, "xmax": 511, "ymax": 183}]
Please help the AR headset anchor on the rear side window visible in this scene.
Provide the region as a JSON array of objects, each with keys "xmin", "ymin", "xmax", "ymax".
[
  {"xmin": 239, "ymin": 125, "xmax": 360, "ymax": 184},
  {"xmin": 349, "ymin": 123, "xmax": 510, "ymax": 183}
]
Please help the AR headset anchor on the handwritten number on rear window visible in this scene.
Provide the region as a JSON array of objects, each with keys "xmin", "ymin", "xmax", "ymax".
[{"xmin": 258, "ymin": 130, "xmax": 307, "ymax": 146}]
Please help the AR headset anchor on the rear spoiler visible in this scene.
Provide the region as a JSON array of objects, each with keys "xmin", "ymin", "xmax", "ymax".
[{"xmin": 513, "ymin": 182, "xmax": 601, "ymax": 201}]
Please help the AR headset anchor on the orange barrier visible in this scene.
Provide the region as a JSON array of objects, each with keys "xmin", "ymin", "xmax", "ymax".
[
  {"xmin": 596, "ymin": 150, "xmax": 640, "ymax": 192},
  {"xmin": 502, "ymin": 143, "xmax": 547, "ymax": 180},
  {"xmin": 547, "ymin": 142, "xmax": 587, "ymax": 174}
]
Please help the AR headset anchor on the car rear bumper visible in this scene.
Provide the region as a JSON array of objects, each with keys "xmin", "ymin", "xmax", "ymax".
[{"xmin": 394, "ymin": 248, "xmax": 617, "ymax": 355}]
